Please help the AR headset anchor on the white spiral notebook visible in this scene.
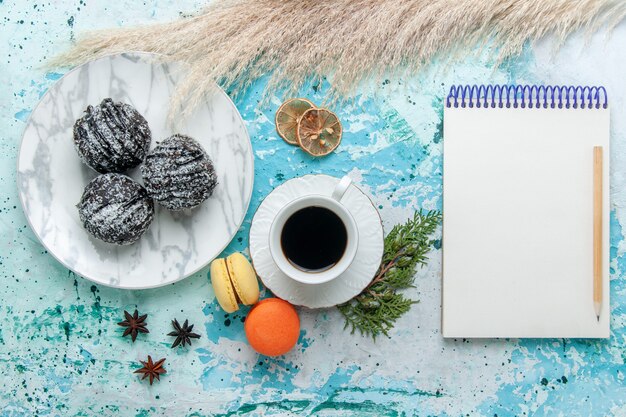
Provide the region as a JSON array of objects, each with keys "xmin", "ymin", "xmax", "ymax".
[{"xmin": 442, "ymin": 85, "xmax": 610, "ymax": 338}]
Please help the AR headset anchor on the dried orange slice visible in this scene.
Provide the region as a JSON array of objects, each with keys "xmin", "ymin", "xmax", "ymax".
[
  {"xmin": 275, "ymin": 98, "xmax": 315, "ymax": 145},
  {"xmin": 296, "ymin": 108, "xmax": 342, "ymax": 157}
]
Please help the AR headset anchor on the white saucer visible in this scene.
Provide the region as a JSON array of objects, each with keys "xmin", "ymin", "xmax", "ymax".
[{"xmin": 249, "ymin": 175, "xmax": 384, "ymax": 308}]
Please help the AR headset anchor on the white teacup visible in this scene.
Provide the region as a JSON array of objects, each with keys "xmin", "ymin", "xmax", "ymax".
[{"xmin": 269, "ymin": 176, "xmax": 359, "ymax": 285}]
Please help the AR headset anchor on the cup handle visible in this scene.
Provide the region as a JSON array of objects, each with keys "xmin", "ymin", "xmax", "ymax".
[{"xmin": 331, "ymin": 176, "xmax": 352, "ymax": 202}]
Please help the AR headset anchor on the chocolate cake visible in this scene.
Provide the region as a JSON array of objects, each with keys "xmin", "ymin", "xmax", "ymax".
[
  {"xmin": 73, "ymin": 98, "xmax": 151, "ymax": 173},
  {"xmin": 77, "ymin": 173, "xmax": 154, "ymax": 245},
  {"xmin": 141, "ymin": 134, "xmax": 217, "ymax": 211}
]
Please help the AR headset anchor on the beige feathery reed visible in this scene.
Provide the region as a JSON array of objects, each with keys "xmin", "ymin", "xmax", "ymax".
[{"xmin": 51, "ymin": 0, "xmax": 626, "ymax": 117}]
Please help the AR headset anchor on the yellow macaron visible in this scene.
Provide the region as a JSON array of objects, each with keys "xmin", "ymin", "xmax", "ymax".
[{"xmin": 210, "ymin": 252, "xmax": 260, "ymax": 313}]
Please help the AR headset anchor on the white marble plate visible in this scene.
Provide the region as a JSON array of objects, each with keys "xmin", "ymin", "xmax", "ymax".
[
  {"xmin": 17, "ymin": 53, "xmax": 253, "ymax": 289},
  {"xmin": 249, "ymin": 175, "xmax": 384, "ymax": 308}
]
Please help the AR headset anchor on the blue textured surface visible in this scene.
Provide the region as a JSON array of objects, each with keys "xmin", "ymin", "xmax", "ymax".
[{"xmin": 2, "ymin": 2, "xmax": 626, "ymax": 416}]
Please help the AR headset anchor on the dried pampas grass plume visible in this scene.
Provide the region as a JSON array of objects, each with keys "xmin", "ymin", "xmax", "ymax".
[{"xmin": 51, "ymin": 0, "xmax": 626, "ymax": 117}]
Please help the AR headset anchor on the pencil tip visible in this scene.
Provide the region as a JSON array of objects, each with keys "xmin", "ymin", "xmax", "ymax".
[{"xmin": 597, "ymin": 315, "xmax": 600, "ymax": 322}]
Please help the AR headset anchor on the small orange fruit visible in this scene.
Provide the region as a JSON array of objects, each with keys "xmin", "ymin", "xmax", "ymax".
[
  {"xmin": 275, "ymin": 98, "xmax": 315, "ymax": 145},
  {"xmin": 244, "ymin": 298, "xmax": 300, "ymax": 356},
  {"xmin": 296, "ymin": 108, "xmax": 342, "ymax": 156}
]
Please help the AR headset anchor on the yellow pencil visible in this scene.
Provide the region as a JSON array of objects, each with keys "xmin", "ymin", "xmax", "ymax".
[{"xmin": 593, "ymin": 146, "xmax": 603, "ymax": 322}]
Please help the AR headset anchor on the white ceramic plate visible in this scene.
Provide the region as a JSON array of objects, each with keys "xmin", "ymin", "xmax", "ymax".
[
  {"xmin": 249, "ymin": 175, "xmax": 384, "ymax": 308},
  {"xmin": 17, "ymin": 53, "xmax": 254, "ymax": 289}
]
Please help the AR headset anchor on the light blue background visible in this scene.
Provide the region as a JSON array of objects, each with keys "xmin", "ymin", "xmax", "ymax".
[{"xmin": 2, "ymin": 2, "xmax": 626, "ymax": 416}]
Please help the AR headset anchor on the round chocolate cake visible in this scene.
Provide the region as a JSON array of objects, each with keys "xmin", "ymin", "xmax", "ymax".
[
  {"xmin": 73, "ymin": 98, "xmax": 151, "ymax": 173},
  {"xmin": 77, "ymin": 173, "xmax": 154, "ymax": 245},
  {"xmin": 141, "ymin": 134, "xmax": 218, "ymax": 211}
]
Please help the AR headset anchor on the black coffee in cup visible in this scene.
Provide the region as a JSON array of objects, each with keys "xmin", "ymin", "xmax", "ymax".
[{"xmin": 280, "ymin": 206, "xmax": 347, "ymax": 272}]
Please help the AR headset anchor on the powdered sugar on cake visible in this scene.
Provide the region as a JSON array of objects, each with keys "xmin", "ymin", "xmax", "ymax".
[
  {"xmin": 141, "ymin": 134, "xmax": 218, "ymax": 211},
  {"xmin": 77, "ymin": 173, "xmax": 154, "ymax": 245}
]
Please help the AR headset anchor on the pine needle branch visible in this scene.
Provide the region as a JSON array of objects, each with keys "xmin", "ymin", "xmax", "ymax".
[{"xmin": 338, "ymin": 209, "xmax": 442, "ymax": 339}]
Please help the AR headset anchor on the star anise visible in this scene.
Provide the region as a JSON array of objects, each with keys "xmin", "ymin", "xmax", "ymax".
[
  {"xmin": 167, "ymin": 318, "xmax": 201, "ymax": 348},
  {"xmin": 134, "ymin": 355, "xmax": 166, "ymax": 385},
  {"xmin": 117, "ymin": 309, "xmax": 149, "ymax": 342}
]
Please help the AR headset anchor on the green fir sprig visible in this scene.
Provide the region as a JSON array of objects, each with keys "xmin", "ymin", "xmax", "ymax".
[{"xmin": 338, "ymin": 210, "xmax": 442, "ymax": 339}]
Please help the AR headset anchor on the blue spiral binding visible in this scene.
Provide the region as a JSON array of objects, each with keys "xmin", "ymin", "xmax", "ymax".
[{"xmin": 445, "ymin": 84, "xmax": 608, "ymax": 109}]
